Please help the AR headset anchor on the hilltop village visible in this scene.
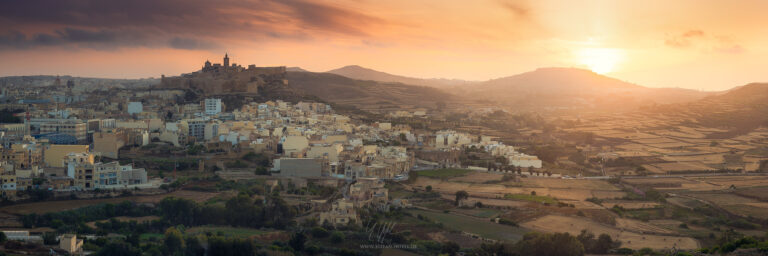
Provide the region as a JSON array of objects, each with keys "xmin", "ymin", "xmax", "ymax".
[
  {"xmin": 1, "ymin": 54, "xmax": 767, "ymax": 255},
  {"xmin": 0, "ymin": 55, "xmax": 550, "ymax": 255}
]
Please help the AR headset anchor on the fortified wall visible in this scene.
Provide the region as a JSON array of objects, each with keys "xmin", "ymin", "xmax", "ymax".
[{"xmin": 158, "ymin": 54, "xmax": 287, "ymax": 95}]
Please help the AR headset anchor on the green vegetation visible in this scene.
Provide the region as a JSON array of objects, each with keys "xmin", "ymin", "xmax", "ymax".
[
  {"xmin": 504, "ymin": 193, "xmax": 558, "ymax": 204},
  {"xmin": 407, "ymin": 209, "xmax": 528, "ymax": 241},
  {"xmin": 700, "ymin": 229, "xmax": 768, "ymax": 254},
  {"xmin": 416, "ymin": 168, "xmax": 472, "ymax": 178},
  {"xmin": 455, "ymin": 190, "xmax": 469, "ymax": 206},
  {"xmin": 186, "ymin": 226, "xmax": 270, "ymax": 238},
  {"xmin": 576, "ymin": 229, "xmax": 621, "ymax": 254},
  {"xmin": 21, "ymin": 201, "xmax": 155, "ymax": 231}
]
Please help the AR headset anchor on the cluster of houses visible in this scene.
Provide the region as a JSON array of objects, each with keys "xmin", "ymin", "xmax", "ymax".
[
  {"xmin": 435, "ymin": 130, "xmax": 543, "ymax": 168},
  {"xmin": 0, "ymin": 139, "xmax": 149, "ymax": 197}
]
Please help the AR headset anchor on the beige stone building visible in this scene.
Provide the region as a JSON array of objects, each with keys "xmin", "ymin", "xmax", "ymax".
[
  {"xmin": 43, "ymin": 145, "xmax": 89, "ymax": 167},
  {"xmin": 319, "ymin": 199, "xmax": 358, "ymax": 227},
  {"xmin": 59, "ymin": 234, "xmax": 83, "ymax": 254},
  {"xmin": 93, "ymin": 130, "xmax": 126, "ymax": 159}
]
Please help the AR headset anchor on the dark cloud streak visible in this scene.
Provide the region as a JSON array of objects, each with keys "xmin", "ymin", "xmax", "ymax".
[{"xmin": 0, "ymin": 0, "xmax": 386, "ymax": 50}]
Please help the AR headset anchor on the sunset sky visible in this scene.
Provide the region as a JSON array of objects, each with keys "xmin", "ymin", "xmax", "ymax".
[{"xmin": 1, "ymin": 0, "xmax": 767, "ymax": 90}]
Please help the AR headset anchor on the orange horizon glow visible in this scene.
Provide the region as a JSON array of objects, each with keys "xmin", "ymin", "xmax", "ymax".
[{"xmin": 1, "ymin": 0, "xmax": 767, "ymax": 91}]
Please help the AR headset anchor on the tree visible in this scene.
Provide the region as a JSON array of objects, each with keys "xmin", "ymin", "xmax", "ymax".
[
  {"xmin": 0, "ymin": 231, "xmax": 6, "ymax": 244},
  {"xmin": 330, "ymin": 231, "xmax": 344, "ymax": 244},
  {"xmin": 208, "ymin": 236, "xmax": 254, "ymax": 256},
  {"xmin": 163, "ymin": 227, "xmax": 185, "ymax": 255},
  {"xmin": 594, "ymin": 234, "xmax": 617, "ymax": 254},
  {"xmin": 95, "ymin": 241, "xmax": 142, "ymax": 256},
  {"xmin": 289, "ymin": 232, "xmax": 307, "ymax": 252},
  {"xmin": 127, "ymin": 233, "xmax": 140, "ymax": 247},
  {"xmin": 517, "ymin": 232, "xmax": 585, "ymax": 256},
  {"xmin": 578, "ymin": 230, "xmax": 619, "ymax": 254},
  {"xmin": 455, "ymin": 190, "xmax": 469, "ymax": 206},
  {"xmin": 266, "ymin": 191, "xmax": 295, "ymax": 228},
  {"xmin": 310, "ymin": 227, "xmax": 329, "ymax": 238},
  {"xmin": 441, "ymin": 241, "xmax": 461, "ymax": 256},
  {"xmin": 184, "ymin": 236, "xmax": 206, "ymax": 256},
  {"xmin": 426, "ymin": 185, "xmax": 433, "ymax": 192},
  {"xmin": 43, "ymin": 232, "xmax": 57, "ymax": 245}
]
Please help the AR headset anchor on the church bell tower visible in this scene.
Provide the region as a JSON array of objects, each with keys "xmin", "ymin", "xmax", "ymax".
[{"xmin": 224, "ymin": 53, "xmax": 230, "ymax": 67}]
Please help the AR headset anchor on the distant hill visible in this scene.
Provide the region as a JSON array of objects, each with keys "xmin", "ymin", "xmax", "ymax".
[
  {"xmin": 286, "ymin": 71, "xmax": 460, "ymax": 112},
  {"xmin": 286, "ymin": 67, "xmax": 308, "ymax": 72},
  {"xmin": 649, "ymin": 83, "xmax": 768, "ymax": 138},
  {"xmin": 326, "ymin": 65, "xmax": 477, "ymax": 88},
  {"xmin": 455, "ymin": 67, "xmax": 713, "ymax": 111},
  {"xmin": 0, "ymin": 75, "xmax": 158, "ymax": 89}
]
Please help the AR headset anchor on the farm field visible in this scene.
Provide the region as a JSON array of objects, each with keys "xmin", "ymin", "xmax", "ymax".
[
  {"xmin": 0, "ymin": 190, "xmax": 220, "ymax": 215},
  {"xmin": 622, "ymin": 175, "xmax": 768, "ymax": 191},
  {"xmin": 407, "ymin": 209, "xmax": 529, "ymax": 241},
  {"xmin": 683, "ymin": 192, "xmax": 768, "ymax": 219},
  {"xmin": 449, "ymin": 171, "xmax": 503, "ymax": 183},
  {"xmin": 416, "ymin": 168, "xmax": 473, "ymax": 179},
  {"xmin": 521, "ymin": 215, "xmax": 699, "ymax": 250},
  {"xmin": 414, "ymin": 175, "xmax": 625, "ymax": 201},
  {"xmin": 734, "ymin": 186, "xmax": 768, "ymax": 200},
  {"xmin": 503, "ymin": 193, "xmax": 558, "ymax": 204},
  {"xmin": 602, "ymin": 200, "xmax": 661, "ymax": 210},
  {"xmin": 438, "ymin": 194, "xmax": 528, "ymax": 208},
  {"xmin": 521, "ymin": 178, "xmax": 619, "ymax": 190}
]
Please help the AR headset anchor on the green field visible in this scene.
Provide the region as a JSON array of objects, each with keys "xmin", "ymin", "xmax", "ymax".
[
  {"xmin": 504, "ymin": 193, "xmax": 558, "ymax": 204},
  {"xmin": 416, "ymin": 168, "xmax": 473, "ymax": 178},
  {"xmin": 186, "ymin": 226, "xmax": 272, "ymax": 238},
  {"xmin": 140, "ymin": 233, "xmax": 164, "ymax": 241},
  {"xmin": 408, "ymin": 209, "xmax": 528, "ymax": 241},
  {"xmin": 453, "ymin": 208, "xmax": 503, "ymax": 218}
]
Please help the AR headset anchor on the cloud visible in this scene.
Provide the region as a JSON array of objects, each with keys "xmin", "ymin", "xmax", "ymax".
[
  {"xmin": 168, "ymin": 37, "xmax": 218, "ymax": 50},
  {"xmin": 0, "ymin": 27, "xmax": 151, "ymax": 50},
  {"xmin": 0, "ymin": 0, "xmax": 387, "ymax": 50},
  {"xmin": 664, "ymin": 29, "xmax": 705, "ymax": 48},
  {"xmin": 499, "ymin": 1, "xmax": 530, "ymax": 17},
  {"xmin": 665, "ymin": 29, "xmax": 743, "ymax": 54}
]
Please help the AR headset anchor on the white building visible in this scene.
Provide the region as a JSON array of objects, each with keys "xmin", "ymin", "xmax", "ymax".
[
  {"xmin": 508, "ymin": 153, "xmax": 543, "ymax": 168},
  {"xmin": 435, "ymin": 130, "xmax": 473, "ymax": 149},
  {"xmin": 204, "ymin": 98, "xmax": 222, "ymax": 116}
]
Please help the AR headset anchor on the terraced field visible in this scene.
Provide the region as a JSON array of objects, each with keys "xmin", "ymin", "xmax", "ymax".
[{"xmin": 521, "ymin": 215, "xmax": 699, "ymax": 250}]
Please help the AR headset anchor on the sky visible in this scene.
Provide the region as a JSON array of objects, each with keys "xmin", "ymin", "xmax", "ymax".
[{"xmin": 1, "ymin": 0, "xmax": 767, "ymax": 91}]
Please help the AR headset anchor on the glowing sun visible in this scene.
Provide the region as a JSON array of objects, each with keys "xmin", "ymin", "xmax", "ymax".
[{"xmin": 578, "ymin": 48, "xmax": 623, "ymax": 74}]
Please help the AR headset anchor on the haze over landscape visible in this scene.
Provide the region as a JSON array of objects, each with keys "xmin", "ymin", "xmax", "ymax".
[{"xmin": 1, "ymin": 1, "xmax": 768, "ymax": 256}]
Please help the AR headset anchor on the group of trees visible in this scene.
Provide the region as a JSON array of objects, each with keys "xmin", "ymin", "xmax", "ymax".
[
  {"xmin": 21, "ymin": 201, "xmax": 155, "ymax": 231},
  {"xmin": 576, "ymin": 230, "xmax": 621, "ymax": 254},
  {"xmin": 487, "ymin": 164, "xmax": 552, "ymax": 177},
  {"xmin": 92, "ymin": 226, "xmax": 256, "ymax": 256},
  {"xmin": 469, "ymin": 230, "xmax": 621, "ymax": 256},
  {"xmin": 700, "ymin": 230, "xmax": 768, "ymax": 254},
  {"xmin": 19, "ymin": 193, "xmax": 298, "ymax": 255},
  {"xmin": 158, "ymin": 192, "xmax": 296, "ymax": 229},
  {"xmin": 455, "ymin": 190, "xmax": 469, "ymax": 206}
]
